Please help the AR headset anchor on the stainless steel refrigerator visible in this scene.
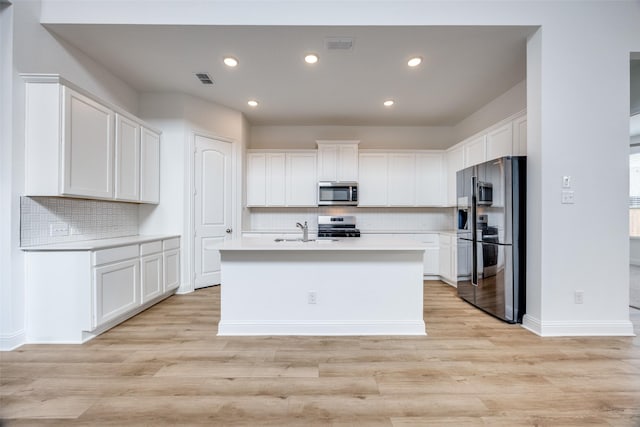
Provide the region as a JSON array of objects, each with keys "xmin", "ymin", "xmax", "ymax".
[{"xmin": 456, "ymin": 156, "xmax": 526, "ymax": 323}]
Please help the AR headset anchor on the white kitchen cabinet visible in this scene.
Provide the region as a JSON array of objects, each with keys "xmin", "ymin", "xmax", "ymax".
[
  {"xmin": 246, "ymin": 150, "xmax": 317, "ymax": 207},
  {"xmin": 513, "ymin": 115, "xmax": 527, "ymax": 156},
  {"xmin": 266, "ymin": 153, "xmax": 286, "ymax": 206},
  {"xmin": 358, "ymin": 152, "xmax": 388, "ymax": 206},
  {"xmin": 62, "ymin": 87, "xmax": 115, "ymax": 199},
  {"xmin": 23, "ymin": 74, "xmax": 161, "ymax": 204},
  {"xmin": 24, "ymin": 236, "xmax": 181, "ymax": 344},
  {"xmin": 140, "ymin": 127, "xmax": 161, "ymax": 204},
  {"xmin": 140, "ymin": 241, "xmax": 163, "ymax": 304},
  {"xmin": 286, "ymin": 152, "xmax": 317, "ymax": 206},
  {"xmin": 439, "ymin": 234, "xmax": 455, "ymax": 284},
  {"xmin": 415, "ymin": 152, "xmax": 445, "ymax": 206},
  {"xmin": 94, "ymin": 258, "xmax": 140, "ymax": 328},
  {"xmin": 388, "ymin": 153, "xmax": 416, "ymax": 206},
  {"xmin": 463, "ymin": 135, "xmax": 487, "ymax": 168},
  {"xmin": 446, "ymin": 146, "xmax": 464, "ymax": 207},
  {"xmin": 115, "ymin": 113, "xmax": 140, "ymax": 201},
  {"xmin": 316, "ymin": 140, "xmax": 359, "ymax": 182},
  {"xmin": 486, "ymin": 123, "xmax": 513, "ymax": 161}
]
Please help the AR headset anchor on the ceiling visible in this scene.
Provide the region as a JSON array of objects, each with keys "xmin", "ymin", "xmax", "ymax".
[{"xmin": 47, "ymin": 25, "xmax": 535, "ymax": 126}]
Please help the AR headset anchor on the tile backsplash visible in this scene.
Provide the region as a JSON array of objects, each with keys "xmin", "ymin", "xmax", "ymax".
[
  {"xmin": 20, "ymin": 197, "xmax": 138, "ymax": 247},
  {"xmin": 246, "ymin": 206, "xmax": 455, "ymax": 233}
]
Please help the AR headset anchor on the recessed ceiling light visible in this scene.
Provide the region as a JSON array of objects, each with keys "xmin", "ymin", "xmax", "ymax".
[
  {"xmin": 304, "ymin": 53, "xmax": 319, "ymax": 64},
  {"xmin": 248, "ymin": 100, "xmax": 259, "ymax": 107},
  {"xmin": 407, "ymin": 56, "xmax": 423, "ymax": 67},
  {"xmin": 223, "ymin": 56, "xmax": 239, "ymax": 67},
  {"xmin": 383, "ymin": 100, "xmax": 395, "ymax": 107}
]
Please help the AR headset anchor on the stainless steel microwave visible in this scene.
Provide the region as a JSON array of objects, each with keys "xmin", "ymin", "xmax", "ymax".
[
  {"xmin": 477, "ymin": 181, "xmax": 493, "ymax": 205},
  {"xmin": 318, "ymin": 182, "xmax": 358, "ymax": 206}
]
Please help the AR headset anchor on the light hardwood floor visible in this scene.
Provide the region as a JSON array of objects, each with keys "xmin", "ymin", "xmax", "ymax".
[{"xmin": 1, "ymin": 281, "xmax": 639, "ymax": 426}]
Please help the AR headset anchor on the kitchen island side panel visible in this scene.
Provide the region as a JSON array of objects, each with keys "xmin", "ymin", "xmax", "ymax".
[{"xmin": 218, "ymin": 249, "xmax": 425, "ymax": 335}]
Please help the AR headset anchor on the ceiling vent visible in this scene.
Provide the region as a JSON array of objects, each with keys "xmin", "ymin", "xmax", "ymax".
[
  {"xmin": 325, "ymin": 37, "xmax": 355, "ymax": 51},
  {"xmin": 195, "ymin": 72, "xmax": 214, "ymax": 85}
]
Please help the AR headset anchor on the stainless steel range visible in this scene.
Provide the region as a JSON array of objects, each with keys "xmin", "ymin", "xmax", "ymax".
[{"xmin": 317, "ymin": 215, "xmax": 361, "ymax": 238}]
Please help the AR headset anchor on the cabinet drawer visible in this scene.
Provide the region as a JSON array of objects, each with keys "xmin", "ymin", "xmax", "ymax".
[
  {"xmin": 140, "ymin": 240, "xmax": 162, "ymax": 256},
  {"xmin": 163, "ymin": 237, "xmax": 180, "ymax": 251},
  {"xmin": 413, "ymin": 233, "xmax": 439, "ymax": 246},
  {"xmin": 93, "ymin": 244, "xmax": 139, "ymax": 266}
]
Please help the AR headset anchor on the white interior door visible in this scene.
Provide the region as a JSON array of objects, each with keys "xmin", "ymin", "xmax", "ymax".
[{"xmin": 194, "ymin": 135, "xmax": 233, "ymax": 288}]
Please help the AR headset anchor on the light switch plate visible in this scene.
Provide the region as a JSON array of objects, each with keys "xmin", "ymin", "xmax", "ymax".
[{"xmin": 562, "ymin": 176, "xmax": 571, "ymax": 188}]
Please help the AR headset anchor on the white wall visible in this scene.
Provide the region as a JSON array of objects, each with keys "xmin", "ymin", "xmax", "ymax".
[
  {"xmin": 1, "ymin": 0, "xmax": 140, "ymax": 350},
  {"xmin": 138, "ymin": 93, "xmax": 248, "ymax": 294},
  {"xmin": 453, "ymin": 80, "xmax": 526, "ymax": 143},
  {"xmin": 250, "ymin": 125, "xmax": 454, "ymax": 150}
]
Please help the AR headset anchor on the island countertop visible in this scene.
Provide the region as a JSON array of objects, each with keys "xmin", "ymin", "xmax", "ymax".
[{"xmin": 219, "ymin": 237, "xmax": 427, "ymax": 251}]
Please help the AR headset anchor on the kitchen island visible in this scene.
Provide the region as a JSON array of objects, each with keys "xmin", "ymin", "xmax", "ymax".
[{"xmin": 218, "ymin": 237, "xmax": 426, "ymax": 336}]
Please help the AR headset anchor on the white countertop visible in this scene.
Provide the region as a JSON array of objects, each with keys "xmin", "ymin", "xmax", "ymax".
[
  {"xmin": 242, "ymin": 229, "xmax": 457, "ymax": 235},
  {"xmin": 21, "ymin": 235, "xmax": 180, "ymax": 251},
  {"xmin": 220, "ymin": 237, "xmax": 426, "ymax": 251}
]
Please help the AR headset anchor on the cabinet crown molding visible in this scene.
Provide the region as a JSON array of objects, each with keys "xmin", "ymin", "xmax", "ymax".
[{"xmin": 316, "ymin": 140, "xmax": 360, "ymax": 146}]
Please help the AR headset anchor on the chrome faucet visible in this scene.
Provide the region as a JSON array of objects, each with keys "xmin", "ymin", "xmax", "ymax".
[{"xmin": 296, "ymin": 221, "xmax": 309, "ymax": 242}]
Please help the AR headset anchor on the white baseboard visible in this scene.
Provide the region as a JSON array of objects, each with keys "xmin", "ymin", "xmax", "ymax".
[
  {"xmin": 218, "ymin": 320, "xmax": 427, "ymax": 336},
  {"xmin": 0, "ymin": 329, "xmax": 26, "ymax": 351},
  {"xmin": 522, "ymin": 314, "xmax": 635, "ymax": 337}
]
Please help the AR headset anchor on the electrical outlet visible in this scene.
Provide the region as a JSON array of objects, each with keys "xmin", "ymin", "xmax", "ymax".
[
  {"xmin": 574, "ymin": 290, "xmax": 584, "ymax": 304},
  {"xmin": 49, "ymin": 223, "xmax": 69, "ymax": 237},
  {"xmin": 307, "ymin": 291, "xmax": 317, "ymax": 304},
  {"xmin": 561, "ymin": 190, "xmax": 575, "ymax": 204}
]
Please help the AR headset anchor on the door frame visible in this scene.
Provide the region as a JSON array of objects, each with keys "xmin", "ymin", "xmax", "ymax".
[{"xmin": 184, "ymin": 130, "xmax": 239, "ymax": 294}]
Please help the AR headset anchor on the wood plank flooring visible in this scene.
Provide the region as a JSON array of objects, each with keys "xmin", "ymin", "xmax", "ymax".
[{"xmin": 2, "ymin": 281, "xmax": 640, "ymax": 426}]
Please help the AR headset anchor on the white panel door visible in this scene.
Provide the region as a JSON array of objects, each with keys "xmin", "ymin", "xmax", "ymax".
[
  {"xmin": 266, "ymin": 153, "xmax": 286, "ymax": 206},
  {"xmin": 62, "ymin": 87, "xmax": 114, "ymax": 199},
  {"xmin": 287, "ymin": 152, "xmax": 317, "ymax": 206},
  {"xmin": 416, "ymin": 152, "xmax": 445, "ymax": 206},
  {"xmin": 140, "ymin": 127, "xmax": 160, "ymax": 204},
  {"xmin": 114, "ymin": 114, "xmax": 140, "ymax": 201},
  {"xmin": 141, "ymin": 253, "xmax": 163, "ymax": 304},
  {"xmin": 388, "ymin": 153, "xmax": 416, "ymax": 206},
  {"xmin": 246, "ymin": 153, "xmax": 267, "ymax": 206},
  {"xmin": 358, "ymin": 153, "xmax": 388, "ymax": 206},
  {"xmin": 94, "ymin": 259, "xmax": 139, "ymax": 328},
  {"xmin": 486, "ymin": 123, "xmax": 513, "ymax": 161},
  {"xmin": 463, "ymin": 135, "xmax": 487, "ymax": 168},
  {"xmin": 194, "ymin": 135, "xmax": 233, "ymax": 288}
]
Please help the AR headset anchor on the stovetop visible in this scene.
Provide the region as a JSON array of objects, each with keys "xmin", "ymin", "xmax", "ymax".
[{"xmin": 318, "ymin": 215, "xmax": 361, "ymax": 238}]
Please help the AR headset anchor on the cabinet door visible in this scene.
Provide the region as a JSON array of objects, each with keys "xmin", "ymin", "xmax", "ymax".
[
  {"xmin": 114, "ymin": 114, "xmax": 140, "ymax": 201},
  {"xmin": 140, "ymin": 127, "xmax": 160, "ymax": 204},
  {"xmin": 513, "ymin": 115, "xmax": 527, "ymax": 156},
  {"xmin": 446, "ymin": 146, "xmax": 464, "ymax": 206},
  {"xmin": 287, "ymin": 152, "xmax": 317, "ymax": 206},
  {"xmin": 246, "ymin": 153, "xmax": 267, "ymax": 206},
  {"xmin": 415, "ymin": 152, "xmax": 445, "ymax": 206},
  {"xmin": 141, "ymin": 253, "xmax": 163, "ymax": 304},
  {"xmin": 94, "ymin": 259, "xmax": 139, "ymax": 328},
  {"xmin": 439, "ymin": 235, "xmax": 452, "ymax": 281},
  {"xmin": 463, "ymin": 135, "xmax": 487, "ymax": 168},
  {"xmin": 424, "ymin": 247, "xmax": 440, "ymax": 275},
  {"xmin": 358, "ymin": 153, "xmax": 388, "ymax": 206},
  {"xmin": 317, "ymin": 144, "xmax": 338, "ymax": 181},
  {"xmin": 486, "ymin": 123, "xmax": 513, "ymax": 161},
  {"xmin": 266, "ymin": 153, "xmax": 286, "ymax": 206},
  {"xmin": 337, "ymin": 144, "xmax": 359, "ymax": 182},
  {"xmin": 164, "ymin": 248, "xmax": 180, "ymax": 292},
  {"xmin": 62, "ymin": 87, "xmax": 114, "ymax": 199},
  {"xmin": 388, "ymin": 153, "xmax": 416, "ymax": 206}
]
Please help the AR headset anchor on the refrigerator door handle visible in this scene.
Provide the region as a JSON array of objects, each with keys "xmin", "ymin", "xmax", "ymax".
[{"xmin": 471, "ymin": 175, "xmax": 478, "ymax": 286}]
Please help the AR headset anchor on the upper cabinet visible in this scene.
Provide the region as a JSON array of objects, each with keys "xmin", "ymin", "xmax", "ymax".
[
  {"xmin": 359, "ymin": 151, "xmax": 446, "ymax": 207},
  {"xmin": 463, "ymin": 135, "xmax": 487, "ymax": 169},
  {"xmin": 486, "ymin": 122, "xmax": 514, "ymax": 161},
  {"xmin": 246, "ymin": 150, "xmax": 317, "ymax": 207},
  {"xmin": 23, "ymin": 74, "xmax": 161, "ymax": 204},
  {"xmin": 512, "ymin": 115, "xmax": 527, "ymax": 156},
  {"xmin": 316, "ymin": 140, "xmax": 359, "ymax": 182}
]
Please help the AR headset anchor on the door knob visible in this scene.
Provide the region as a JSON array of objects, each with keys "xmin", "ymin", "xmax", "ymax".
[{"xmin": 226, "ymin": 228, "xmax": 232, "ymax": 234}]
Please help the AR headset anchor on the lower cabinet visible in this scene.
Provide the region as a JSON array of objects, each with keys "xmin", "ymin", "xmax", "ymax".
[
  {"xmin": 25, "ymin": 236, "xmax": 180, "ymax": 344},
  {"xmin": 439, "ymin": 233, "xmax": 458, "ymax": 285}
]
